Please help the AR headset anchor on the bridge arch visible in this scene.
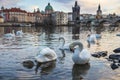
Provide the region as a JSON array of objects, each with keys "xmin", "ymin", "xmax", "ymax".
[
  {"xmin": 98, "ymin": 20, "xmax": 111, "ymax": 29},
  {"xmin": 114, "ymin": 19, "xmax": 120, "ymax": 27},
  {"xmin": 99, "ymin": 20, "xmax": 111, "ymax": 24},
  {"xmin": 86, "ymin": 20, "xmax": 92, "ymax": 27}
]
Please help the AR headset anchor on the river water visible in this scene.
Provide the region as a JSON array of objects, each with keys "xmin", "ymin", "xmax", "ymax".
[{"xmin": 0, "ymin": 26, "xmax": 120, "ymax": 80}]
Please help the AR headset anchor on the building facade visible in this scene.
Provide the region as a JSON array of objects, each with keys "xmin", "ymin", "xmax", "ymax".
[
  {"xmin": 0, "ymin": 15, "xmax": 4, "ymax": 23},
  {"xmin": 34, "ymin": 8, "xmax": 43, "ymax": 23},
  {"xmin": 0, "ymin": 7, "xmax": 28, "ymax": 22},
  {"xmin": 0, "ymin": 6, "xmax": 49, "ymax": 24},
  {"xmin": 68, "ymin": 12, "xmax": 73, "ymax": 21},
  {"xmin": 51, "ymin": 11, "xmax": 68, "ymax": 25}
]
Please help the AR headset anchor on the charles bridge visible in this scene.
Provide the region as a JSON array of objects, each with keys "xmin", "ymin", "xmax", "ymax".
[{"xmin": 80, "ymin": 17, "xmax": 120, "ymax": 28}]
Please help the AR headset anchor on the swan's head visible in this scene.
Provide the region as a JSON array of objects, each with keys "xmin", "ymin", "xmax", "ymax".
[
  {"xmin": 69, "ymin": 42, "xmax": 83, "ymax": 52},
  {"xmin": 59, "ymin": 37, "xmax": 65, "ymax": 47}
]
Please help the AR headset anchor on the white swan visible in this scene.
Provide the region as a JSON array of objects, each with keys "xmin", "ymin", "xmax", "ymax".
[
  {"xmin": 35, "ymin": 47, "xmax": 57, "ymax": 63},
  {"xmin": 3, "ymin": 30, "xmax": 15, "ymax": 41},
  {"xmin": 70, "ymin": 42, "xmax": 91, "ymax": 64},
  {"xmin": 16, "ymin": 30, "xmax": 23, "ymax": 38},
  {"xmin": 87, "ymin": 34, "xmax": 101, "ymax": 48},
  {"xmin": 87, "ymin": 34, "xmax": 96, "ymax": 44},
  {"xmin": 59, "ymin": 37, "xmax": 70, "ymax": 50}
]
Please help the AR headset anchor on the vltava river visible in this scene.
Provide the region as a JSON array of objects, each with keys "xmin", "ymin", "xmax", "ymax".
[{"xmin": 0, "ymin": 26, "xmax": 120, "ymax": 80}]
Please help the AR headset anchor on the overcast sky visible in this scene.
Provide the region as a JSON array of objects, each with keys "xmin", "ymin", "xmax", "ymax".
[{"xmin": 0, "ymin": 0, "xmax": 120, "ymax": 15}]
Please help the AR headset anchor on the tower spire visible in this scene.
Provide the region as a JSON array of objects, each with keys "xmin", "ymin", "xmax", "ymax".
[
  {"xmin": 98, "ymin": 4, "xmax": 101, "ymax": 10},
  {"xmin": 75, "ymin": 1, "xmax": 77, "ymax": 6},
  {"xmin": 96, "ymin": 3, "xmax": 102, "ymax": 19}
]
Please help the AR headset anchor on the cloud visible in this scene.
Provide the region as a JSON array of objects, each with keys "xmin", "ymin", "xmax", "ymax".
[
  {"xmin": 0, "ymin": 0, "xmax": 21, "ymax": 7},
  {"xmin": 78, "ymin": 0, "xmax": 120, "ymax": 14},
  {"xmin": 0, "ymin": 0, "xmax": 120, "ymax": 15},
  {"xmin": 27, "ymin": 5, "xmax": 39, "ymax": 12},
  {"xmin": 53, "ymin": 0, "xmax": 120, "ymax": 14},
  {"xmin": 53, "ymin": 0, "xmax": 74, "ymax": 3}
]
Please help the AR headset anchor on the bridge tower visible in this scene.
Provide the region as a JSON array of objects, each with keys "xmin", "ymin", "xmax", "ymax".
[
  {"xmin": 72, "ymin": 1, "xmax": 80, "ymax": 22},
  {"xmin": 96, "ymin": 4, "xmax": 102, "ymax": 19}
]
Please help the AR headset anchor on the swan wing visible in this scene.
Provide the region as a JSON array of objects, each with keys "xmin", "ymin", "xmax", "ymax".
[
  {"xmin": 79, "ymin": 49, "xmax": 91, "ymax": 61},
  {"xmin": 72, "ymin": 48, "xmax": 90, "ymax": 64},
  {"xmin": 36, "ymin": 47, "xmax": 57, "ymax": 62}
]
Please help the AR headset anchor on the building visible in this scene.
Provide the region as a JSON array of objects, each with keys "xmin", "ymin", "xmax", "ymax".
[
  {"xmin": 0, "ymin": 6, "xmax": 47, "ymax": 24},
  {"xmin": 27, "ymin": 12, "xmax": 35, "ymax": 23},
  {"xmin": 96, "ymin": 4, "xmax": 102, "ymax": 19},
  {"xmin": 51, "ymin": 11, "xmax": 68, "ymax": 25},
  {"xmin": 45, "ymin": 3, "xmax": 54, "ymax": 14},
  {"xmin": 0, "ymin": 15, "xmax": 4, "ymax": 23},
  {"xmin": 72, "ymin": 1, "xmax": 80, "ymax": 21},
  {"xmin": 0, "ymin": 7, "xmax": 27, "ymax": 22},
  {"xmin": 34, "ymin": 8, "xmax": 43, "ymax": 23},
  {"xmin": 68, "ymin": 12, "xmax": 73, "ymax": 21}
]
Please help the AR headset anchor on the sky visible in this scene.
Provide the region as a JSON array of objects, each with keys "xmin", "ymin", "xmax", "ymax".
[{"xmin": 0, "ymin": 0, "xmax": 120, "ymax": 15}]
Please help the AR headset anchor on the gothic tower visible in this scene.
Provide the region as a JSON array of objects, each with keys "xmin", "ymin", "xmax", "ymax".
[
  {"xmin": 96, "ymin": 4, "xmax": 102, "ymax": 19},
  {"xmin": 72, "ymin": 1, "xmax": 80, "ymax": 21}
]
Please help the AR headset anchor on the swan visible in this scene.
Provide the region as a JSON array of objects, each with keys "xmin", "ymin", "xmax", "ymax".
[
  {"xmin": 3, "ymin": 30, "xmax": 15, "ymax": 41},
  {"xmin": 87, "ymin": 34, "xmax": 101, "ymax": 48},
  {"xmin": 16, "ymin": 30, "xmax": 23, "ymax": 38},
  {"xmin": 70, "ymin": 42, "xmax": 91, "ymax": 64},
  {"xmin": 58, "ymin": 37, "xmax": 70, "ymax": 50},
  {"xmin": 35, "ymin": 47, "xmax": 57, "ymax": 63},
  {"xmin": 58, "ymin": 37, "xmax": 80, "ymax": 51}
]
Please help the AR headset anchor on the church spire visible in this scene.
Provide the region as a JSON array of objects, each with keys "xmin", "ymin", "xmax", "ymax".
[
  {"xmin": 98, "ymin": 4, "xmax": 101, "ymax": 10},
  {"xmin": 96, "ymin": 4, "xmax": 102, "ymax": 19}
]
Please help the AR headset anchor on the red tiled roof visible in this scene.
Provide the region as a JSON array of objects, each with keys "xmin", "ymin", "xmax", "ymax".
[{"xmin": 2, "ymin": 7, "xmax": 27, "ymax": 13}]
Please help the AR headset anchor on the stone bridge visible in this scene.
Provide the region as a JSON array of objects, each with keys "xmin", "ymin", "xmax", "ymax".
[{"xmin": 80, "ymin": 17, "xmax": 120, "ymax": 28}]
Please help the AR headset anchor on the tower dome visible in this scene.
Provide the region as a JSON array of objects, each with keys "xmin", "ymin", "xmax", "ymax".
[{"xmin": 45, "ymin": 3, "xmax": 53, "ymax": 14}]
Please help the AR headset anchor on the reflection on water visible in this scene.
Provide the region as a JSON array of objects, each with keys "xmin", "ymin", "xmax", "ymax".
[
  {"xmin": 72, "ymin": 63, "xmax": 90, "ymax": 80},
  {"xmin": 72, "ymin": 27, "xmax": 80, "ymax": 40},
  {"xmin": 0, "ymin": 26, "xmax": 120, "ymax": 80},
  {"xmin": 35, "ymin": 61, "xmax": 56, "ymax": 75}
]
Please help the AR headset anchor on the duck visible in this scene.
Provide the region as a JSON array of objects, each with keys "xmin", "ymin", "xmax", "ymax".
[
  {"xmin": 3, "ymin": 30, "xmax": 15, "ymax": 41},
  {"xmin": 35, "ymin": 47, "xmax": 57, "ymax": 63},
  {"xmin": 70, "ymin": 42, "xmax": 91, "ymax": 64},
  {"xmin": 22, "ymin": 60, "xmax": 34, "ymax": 69}
]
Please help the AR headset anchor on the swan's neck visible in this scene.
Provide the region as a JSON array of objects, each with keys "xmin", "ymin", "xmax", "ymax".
[
  {"xmin": 74, "ymin": 45, "xmax": 83, "ymax": 53},
  {"xmin": 59, "ymin": 38, "xmax": 65, "ymax": 48},
  {"xmin": 62, "ymin": 39, "xmax": 65, "ymax": 47},
  {"xmin": 12, "ymin": 30, "xmax": 15, "ymax": 35},
  {"xmin": 74, "ymin": 47, "xmax": 81, "ymax": 54}
]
